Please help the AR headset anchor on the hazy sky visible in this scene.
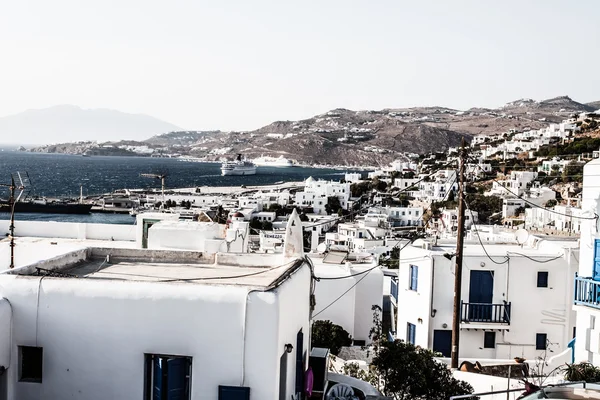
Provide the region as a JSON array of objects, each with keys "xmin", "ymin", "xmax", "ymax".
[{"xmin": 0, "ymin": 0, "xmax": 598, "ymax": 131}]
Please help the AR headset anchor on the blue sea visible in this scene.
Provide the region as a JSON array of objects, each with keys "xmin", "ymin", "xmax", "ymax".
[{"xmin": 0, "ymin": 150, "xmax": 356, "ymax": 224}]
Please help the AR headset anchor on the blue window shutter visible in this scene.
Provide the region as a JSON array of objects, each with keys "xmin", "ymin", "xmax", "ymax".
[
  {"xmin": 410, "ymin": 265, "xmax": 418, "ymax": 291},
  {"xmin": 407, "ymin": 323, "xmax": 416, "ymax": 344},
  {"xmin": 594, "ymin": 240, "xmax": 600, "ymax": 280}
]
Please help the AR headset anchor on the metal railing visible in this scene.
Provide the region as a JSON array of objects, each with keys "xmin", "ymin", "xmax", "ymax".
[
  {"xmin": 574, "ymin": 274, "xmax": 600, "ymax": 309},
  {"xmin": 460, "ymin": 301, "xmax": 511, "ymax": 324}
]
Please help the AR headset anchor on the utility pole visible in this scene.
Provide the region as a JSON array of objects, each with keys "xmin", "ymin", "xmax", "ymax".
[{"xmin": 451, "ymin": 138, "xmax": 467, "ymax": 369}]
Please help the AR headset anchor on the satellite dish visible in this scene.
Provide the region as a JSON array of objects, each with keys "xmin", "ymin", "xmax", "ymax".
[
  {"xmin": 316, "ymin": 243, "xmax": 327, "ymax": 253},
  {"xmin": 515, "ymin": 229, "xmax": 529, "ymax": 245},
  {"xmin": 326, "ymin": 383, "xmax": 357, "ymax": 400}
]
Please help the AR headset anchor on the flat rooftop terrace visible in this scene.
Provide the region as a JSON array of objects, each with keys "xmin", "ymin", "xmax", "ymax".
[
  {"xmin": 7, "ymin": 245, "xmax": 303, "ymax": 290},
  {"xmin": 58, "ymin": 258, "xmax": 300, "ymax": 288}
]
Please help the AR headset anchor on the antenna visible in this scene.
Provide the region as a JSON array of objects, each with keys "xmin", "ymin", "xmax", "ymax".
[{"xmin": 1, "ymin": 171, "xmax": 32, "ymax": 268}]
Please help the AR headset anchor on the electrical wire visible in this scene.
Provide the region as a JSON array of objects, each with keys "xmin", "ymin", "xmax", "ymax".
[
  {"xmin": 311, "ymin": 268, "xmax": 373, "ymax": 320},
  {"xmin": 313, "ymin": 240, "xmax": 415, "ymax": 280},
  {"xmin": 466, "ymin": 206, "xmax": 509, "ymax": 265},
  {"xmin": 506, "ymin": 252, "xmax": 564, "ymax": 263}
]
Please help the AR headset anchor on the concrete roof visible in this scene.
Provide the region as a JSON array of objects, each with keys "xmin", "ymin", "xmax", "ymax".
[{"xmin": 59, "ymin": 258, "xmax": 302, "ymax": 288}]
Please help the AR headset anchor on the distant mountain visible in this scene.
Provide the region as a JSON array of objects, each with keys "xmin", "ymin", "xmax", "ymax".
[
  {"xmin": 25, "ymin": 95, "xmax": 594, "ymax": 166},
  {"xmin": 587, "ymin": 101, "xmax": 600, "ymax": 111},
  {"xmin": 501, "ymin": 96, "xmax": 595, "ymax": 120},
  {"xmin": 0, "ymin": 105, "xmax": 182, "ymax": 145}
]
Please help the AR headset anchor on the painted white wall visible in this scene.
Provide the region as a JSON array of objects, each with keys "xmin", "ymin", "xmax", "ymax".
[
  {"xmin": 147, "ymin": 221, "xmax": 225, "ymax": 252},
  {"xmin": 574, "ymin": 159, "xmax": 600, "ymax": 362},
  {"xmin": 398, "ymin": 243, "xmax": 577, "ymax": 362},
  {"xmin": 396, "ymin": 246, "xmax": 433, "ymax": 347},
  {"xmin": 0, "ymin": 220, "xmax": 135, "ymax": 242},
  {"xmin": 312, "ymin": 264, "xmax": 357, "ymax": 339},
  {"xmin": 352, "ymin": 265, "xmax": 383, "ymax": 342},
  {"xmin": 0, "ymin": 261, "xmax": 311, "ymax": 400}
]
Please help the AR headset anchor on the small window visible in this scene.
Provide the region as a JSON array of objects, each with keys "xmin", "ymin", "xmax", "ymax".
[
  {"xmin": 536, "ymin": 333, "xmax": 547, "ymax": 350},
  {"xmin": 19, "ymin": 346, "xmax": 43, "ymax": 383},
  {"xmin": 484, "ymin": 332, "xmax": 496, "ymax": 349},
  {"xmin": 407, "ymin": 323, "xmax": 416, "ymax": 345},
  {"xmin": 409, "ymin": 265, "xmax": 418, "ymax": 291},
  {"xmin": 537, "ymin": 271, "xmax": 548, "ymax": 288}
]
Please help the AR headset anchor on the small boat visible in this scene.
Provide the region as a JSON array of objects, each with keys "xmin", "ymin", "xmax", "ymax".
[{"xmin": 221, "ymin": 154, "xmax": 257, "ymax": 176}]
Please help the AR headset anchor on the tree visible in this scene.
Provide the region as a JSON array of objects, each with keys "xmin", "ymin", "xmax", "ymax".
[
  {"xmin": 325, "ymin": 196, "xmax": 342, "ymax": 215},
  {"xmin": 347, "ymin": 306, "xmax": 474, "ymax": 400},
  {"xmin": 371, "ymin": 340, "xmax": 474, "ymax": 400},
  {"xmin": 311, "ymin": 320, "xmax": 352, "ymax": 356},
  {"xmin": 267, "ymin": 203, "xmax": 285, "ymax": 217},
  {"xmin": 545, "ymin": 199, "xmax": 558, "ymax": 208}
]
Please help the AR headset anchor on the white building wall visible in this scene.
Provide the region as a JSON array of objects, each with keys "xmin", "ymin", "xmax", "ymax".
[
  {"xmin": 574, "ymin": 159, "xmax": 600, "ymax": 363},
  {"xmin": 398, "ymin": 244, "xmax": 577, "ymax": 362},
  {"xmin": 0, "ymin": 261, "xmax": 311, "ymax": 400},
  {"xmin": 351, "ymin": 265, "xmax": 384, "ymax": 343},
  {"xmin": 0, "ymin": 220, "xmax": 135, "ymax": 242},
  {"xmin": 312, "ymin": 264, "xmax": 357, "ymax": 339}
]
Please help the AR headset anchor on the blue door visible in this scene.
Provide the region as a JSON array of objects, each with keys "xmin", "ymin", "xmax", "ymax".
[
  {"xmin": 594, "ymin": 239, "xmax": 600, "ymax": 280},
  {"xmin": 469, "ymin": 270, "xmax": 494, "ymax": 320},
  {"xmin": 433, "ymin": 330, "xmax": 452, "ymax": 357},
  {"xmin": 167, "ymin": 358, "xmax": 188, "ymax": 400}
]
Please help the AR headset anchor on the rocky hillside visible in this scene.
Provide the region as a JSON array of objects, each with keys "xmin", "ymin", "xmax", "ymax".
[{"xmin": 27, "ymin": 96, "xmax": 596, "ymax": 166}]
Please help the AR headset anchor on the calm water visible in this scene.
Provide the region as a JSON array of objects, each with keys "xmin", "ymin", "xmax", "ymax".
[{"xmin": 0, "ymin": 151, "xmax": 355, "ymax": 224}]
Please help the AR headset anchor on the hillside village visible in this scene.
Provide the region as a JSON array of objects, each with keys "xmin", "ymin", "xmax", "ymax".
[{"xmin": 3, "ymin": 107, "xmax": 600, "ymax": 399}]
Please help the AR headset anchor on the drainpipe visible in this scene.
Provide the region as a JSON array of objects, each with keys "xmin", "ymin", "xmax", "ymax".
[{"xmin": 241, "ymin": 288, "xmax": 259, "ymax": 386}]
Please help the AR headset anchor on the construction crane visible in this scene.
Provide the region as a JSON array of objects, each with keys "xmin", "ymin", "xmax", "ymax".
[{"xmin": 140, "ymin": 173, "xmax": 167, "ymax": 203}]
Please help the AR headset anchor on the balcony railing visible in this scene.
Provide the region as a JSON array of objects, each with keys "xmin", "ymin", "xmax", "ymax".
[
  {"xmin": 574, "ymin": 275, "xmax": 600, "ymax": 309},
  {"xmin": 460, "ymin": 301, "xmax": 511, "ymax": 324},
  {"xmin": 390, "ymin": 279, "xmax": 398, "ymax": 303}
]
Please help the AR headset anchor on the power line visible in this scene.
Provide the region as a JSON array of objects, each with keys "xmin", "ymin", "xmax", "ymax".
[
  {"xmin": 506, "ymin": 252, "xmax": 564, "ymax": 264},
  {"xmin": 314, "ymin": 240, "xmax": 415, "ymax": 281},
  {"xmin": 466, "ymin": 206, "xmax": 509, "ymax": 265},
  {"xmin": 312, "ymin": 268, "xmax": 373, "ymax": 320}
]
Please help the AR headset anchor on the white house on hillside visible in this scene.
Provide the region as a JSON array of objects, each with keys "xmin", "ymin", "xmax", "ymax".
[{"xmin": 397, "ymin": 236, "xmax": 578, "ymax": 363}]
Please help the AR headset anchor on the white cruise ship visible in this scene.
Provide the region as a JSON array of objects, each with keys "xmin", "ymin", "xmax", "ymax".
[
  {"xmin": 221, "ymin": 154, "xmax": 257, "ymax": 176},
  {"xmin": 253, "ymin": 155, "xmax": 295, "ymax": 167}
]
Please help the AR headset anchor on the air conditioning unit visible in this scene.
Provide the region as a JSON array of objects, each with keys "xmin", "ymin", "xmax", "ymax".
[
  {"xmin": 422, "ymin": 242, "xmax": 432, "ymax": 250},
  {"xmin": 309, "ymin": 347, "xmax": 330, "ymax": 393}
]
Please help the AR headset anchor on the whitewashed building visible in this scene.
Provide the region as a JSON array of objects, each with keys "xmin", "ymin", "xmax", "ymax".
[
  {"xmin": 311, "ymin": 253, "xmax": 383, "ymax": 345},
  {"xmin": 294, "ymin": 177, "xmax": 351, "ymax": 215},
  {"xmin": 397, "ymin": 236, "xmax": 578, "ymax": 362},
  {"xmin": 572, "ymin": 159, "xmax": 600, "ymax": 364},
  {"xmin": 0, "ymin": 212, "xmax": 312, "ymax": 400}
]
